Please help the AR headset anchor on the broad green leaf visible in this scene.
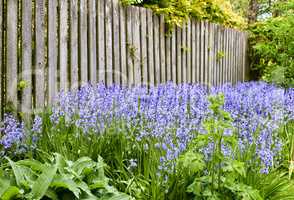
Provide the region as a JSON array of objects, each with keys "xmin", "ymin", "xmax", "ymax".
[
  {"xmin": 30, "ymin": 164, "xmax": 57, "ymax": 200},
  {"xmin": 1, "ymin": 186, "xmax": 20, "ymax": 200},
  {"xmin": 44, "ymin": 189, "xmax": 59, "ymax": 200},
  {"xmin": 99, "ymin": 193, "xmax": 132, "ymax": 200},
  {"xmin": 17, "ymin": 159, "xmax": 44, "ymax": 172},
  {"xmin": 51, "ymin": 176, "xmax": 81, "ymax": 198},
  {"xmin": 0, "ymin": 178, "xmax": 11, "ymax": 197},
  {"xmin": 6, "ymin": 157, "xmax": 26, "ymax": 187},
  {"xmin": 72, "ymin": 157, "xmax": 96, "ymax": 176}
]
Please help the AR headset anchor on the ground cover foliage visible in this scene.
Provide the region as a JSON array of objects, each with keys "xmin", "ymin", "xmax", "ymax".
[{"xmin": 0, "ymin": 82, "xmax": 294, "ymax": 199}]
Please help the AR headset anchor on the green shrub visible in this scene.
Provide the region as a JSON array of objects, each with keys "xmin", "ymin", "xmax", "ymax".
[
  {"xmin": 249, "ymin": 0, "xmax": 294, "ymax": 87},
  {"xmin": 121, "ymin": 0, "xmax": 246, "ymax": 30}
]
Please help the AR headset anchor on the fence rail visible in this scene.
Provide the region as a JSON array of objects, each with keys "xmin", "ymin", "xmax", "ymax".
[{"xmin": 0, "ymin": 0, "xmax": 248, "ymax": 116}]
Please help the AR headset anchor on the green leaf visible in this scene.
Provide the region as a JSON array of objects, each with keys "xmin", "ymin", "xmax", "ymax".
[
  {"xmin": 1, "ymin": 186, "xmax": 20, "ymax": 200},
  {"xmin": 17, "ymin": 159, "xmax": 44, "ymax": 172},
  {"xmin": 99, "ymin": 193, "xmax": 132, "ymax": 200},
  {"xmin": 6, "ymin": 157, "xmax": 26, "ymax": 187},
  {"xmin": 72, "ymin": 157, "xmax": 97, "ymax": 176},
  {"xmin": 30, "ymin": 163, "xmax": 57, "ymax": 200},
  {"xmin": 51, "ymin": 175, "xmax": 81, "ymax": 198}
]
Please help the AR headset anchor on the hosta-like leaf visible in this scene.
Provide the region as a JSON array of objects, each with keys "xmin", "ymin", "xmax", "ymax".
[
  {"xmin": 51, "ymin": 175, "xmax": 81, "ymax": 198},
  {"xmin": 99, "ymin": 193, "xmax": 132, "ymax": 200},
  {"xmin": 30, "ymin": 164, "xmax": 57, "ymax": 200},
  {"xmin": 71, "ymin": 157, "xmax": 98, "ymax": 177},
  {"xmin": 1, "ymin": 186, "xmax": 20, "ymax": 200},
  {"xmin": 6, "ymin": 157, "xmax": 27, "ymax": 187},
  {"xmin": 17, "ymin": 159, "xmax": 44, "ymax": 172}
]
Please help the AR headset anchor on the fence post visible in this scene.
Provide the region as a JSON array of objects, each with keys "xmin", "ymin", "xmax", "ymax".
[{"xmin": 6, "ymin": 0, "xmax": 18, "ymax": 109}]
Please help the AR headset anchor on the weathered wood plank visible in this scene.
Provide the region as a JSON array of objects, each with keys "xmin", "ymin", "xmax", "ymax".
[
  {"xmin": 171, "ymin": 26, "xmax": 176, "ymax": 83},
  {"xmin": 187, "ymin": 20, "xmax": 191, "ymax": 83},
  {"xmin": 159, "ymin": 15, "xmax": 166, "ymax": 83},
  {"xmin": 199, "ymin": 21, "xmax": 205, "ymax": 84},
  {"xmin": 6, "ymin": 0, "xmax": 18, "ymax": 107},
  {"xmin": 209, "ymin": 22, "xmax": 213, "ymax": 86},
  {"xmin": 126, "ymin": 7, "xmax": 134, "ymax": 86},
  {"xmin": 0, "ymin": 0, "xmax": 2, "ymax": 117},
  {"xmin": 35, "ymin": 0, "xmax": 46, "ymax": 107},
  {"xmin": 80, "ymin": 0, "xmax": 88, "ymax": 85},
  {"xmin": 59, "ymin": 0, "xmax": 68, "ymax": 92},
  {"xmin": 105, "ymin": 0, "xmax": 113, "ymax": 85},
  {"xmin": 221, "ymin": 28, "xmax": 225, "ymax": 85},
  {"xmin": 48, "ymin": 0, "xmax": 58, "ymax": 104},
  {"xmin": 213, "ymin": 24, "xmax": 217, "ymax": 86},
  {"xmin": 224, "ymin": 28, "xmax": 228, "ymax": 83},
  {"xmin": 119, "ymin": 5, "xmax": 127, "ymax": 85},
  {"xmin": 229, "ymin": 29, "xmax": 232, "ymax": 83},
  {"xmin": 191, "ymin": 20, "xmax": 196, "ymax": 83},
  {"xmin": 176, "ymin": 26, "xmax": 182, "ymax": 83},
  {"xmin": 146, "ymin": 9, "xmax": 154, "ymax": 86},
  {"xmin": 89, "ymin": 0, "xmax": 97, "ymax": 84},
  {"xmin": 165, "ymin": 28, "xmax": 171, "ymax": 82},
  {"xmin": 133, "ymin": 7, "xmax": 141, "ymax": 85},
  {"xmin": 140, "ymin": 8, "xmax": 148, "ymax": 85},
  {"xmin": 112, "ymin": 0, "xmax": 120, "ymax": 84},
  {"xmin": 204, "ymin": 21, "xmax": 209, "ymax": 86},
  {"xmin": 98, "ymin": 0, "xmax": 105, "ymax": 83},
  {"xmin": 153, "ymin": 15, "xmax": 160, "ymax": 84},
  {"xmin": 195, "ymin": 21, "xmax": 202, "ymax": 83},
  {"xmin": 21, "ymin": 0, "xmax": 32, "ymax": 114},
  {"xmin": 70, "ymin": 0, "xmax": 78, "ymax": 89},
  {"xmin": 182, "ymin": 23, "xmax": 187, "ymax": 83}
]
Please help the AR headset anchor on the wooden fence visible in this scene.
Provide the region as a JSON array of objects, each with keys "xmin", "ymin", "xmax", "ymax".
[{"xmin": 0, "ymin": 0, "xmax": 248, "ymax": 115}]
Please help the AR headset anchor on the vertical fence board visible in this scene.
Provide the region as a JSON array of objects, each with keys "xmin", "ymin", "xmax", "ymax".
[
  {"xmin": 221, "ymin": 28, "xmax": 225, "ymax": 85},
  {"xmin": 213, "ymin": 24, "xmax": 218, "ymax": 86},
  {"xmin": 21, "ymin": 0, "xmax": 32, "ymax": 114},
  {"xmin": 59, "ymin": 0, "xmax": 68, "ymax": 92},
  {"xmin": 140, "ymin": 8, "xmax": 148, "ymax": 85},
  {"xmin": 187, "ymin": 20, "xmax": 191, "ymax": 83},
  {"xmin": 153, "ymin": 15, "xmax": 160, "ymax": 84},
  {"xmin": 204, "ymin": 21, "xmax": 209, "ymax": 86},
  {"xmin": 80, "ymin": 0, "xmax": 88, "ymax": 85},
  {"xmin": 105, "ymin": 0, "xmax": 113, "ymax": 85},
  {"xmin": 70, "ymin": 0, "xmax": 78, "ymax": 89},
  {"xmin": 35, "ymin": 0, "xmax": 46, "ymax": 107},
  {"xmin": 191, "ymin": 20, "xmax": 196, "ymax": 82},
  {"xmin": 195, "ymin": 22, "xmax": 200, "ymax": 83},
  {"xmin": 133, "ymin": 7, "xmax": 141, "ymax": 85},
  {"xmin": 112, "ymin": 0, "xmax": 120, "ymax": 84},
  {"xmin": 214, "ymin": 25, "xmax": 221, "ymax": 85},
  {"xmin": 176, "ymin": 27, "xmax": 182, "ymax": 83},
  {"xmin": 165, "ymin": 31, "xmax": 171, "ymax": 82},
  {"xmin": 48, "ymin": 0, "xmax": 58, "ymax": 104},
  {"xmin": 171, "ymin": 27, "xmax": 176, "ymax": 82},
  {"xmin": 208, "ymin": 23, "xmax": 218, "ymax": 85},
  {"xmin": 126, "ymin": 7, "xmax": 134, "ymax": 86},
  {"xmin": 98, "ymin": 0, "xmax": 105, "ymax": 83},
  {"xmin": 0, "ymin": 0, "xmax": 2, "ymax": 116},
  {"xmin": 159, "ymin": 15, "xmax": 166, "ymax": 83},
  {"xmin": 242, "ymin": 33, "xmax": 246, "ymax": 81},
  {"xmin": 146, "ymin": 9, "xmax": 154, "ymax": 86},
  {"xmin": 224, "ymin": 28, "xmax": 228, "ymax": 83},
  {"xmin": 228, "ymin": 29, "xmax": 233, "ymax": 83},
  {"xmin": 199, "ymin": 21, "xmax": 205, "ymax": 84},
  {"xmin": 182, "ymin": 23, "xmax": 187, "ymax": 83},
  {"xmin": 7, "ymin": 0, "xmax": 18, "ymax": 107},
  {"xmin": 119, "ymin": 6, "xmax": 127, "ymax": 85},
  {"xmin": 89, "ymin": 0, "xmax": 97, "ymax": 84}
]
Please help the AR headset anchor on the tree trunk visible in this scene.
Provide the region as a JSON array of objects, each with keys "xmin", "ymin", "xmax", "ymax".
[{"xmin": 248, "ymin": 0, "xmax": 259, "ymax": 23}]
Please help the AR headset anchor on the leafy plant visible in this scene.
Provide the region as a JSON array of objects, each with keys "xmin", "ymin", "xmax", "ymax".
[
  {"xmin": 0, "ymin": 153, "xmax": 132, "ymax": 200},
  {"xmin": 249, "ymin": 0, "xmax": 294, "ymax": 87}
]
